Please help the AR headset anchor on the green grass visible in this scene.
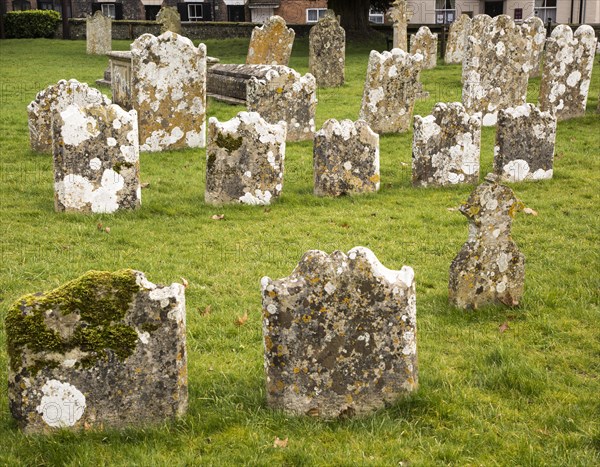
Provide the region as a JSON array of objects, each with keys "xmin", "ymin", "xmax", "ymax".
[{"xmin": 0, "ymin": 36, "xmax": 599, "ymax": 466}]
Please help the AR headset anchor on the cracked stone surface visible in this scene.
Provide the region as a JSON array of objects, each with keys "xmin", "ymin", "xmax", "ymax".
[
  {"xmin": 246, "ymin": 15, "xmax": 294, "ymax": 66},
  {"xmin": 387, "ymin": 0, "xmax": 410, "ymax": 51},
  {"xmin": 410, "ymin": 26, "xmax": 437, "ymax": 69},
  {"xmin": 7, "ymin": 269, "xmax": 187, "ymax": 433},
  {"xmin": 156, "ymin": 6, "xmax": 182, "ymax": 35},
  {"xmin": 449, "ymin": 174, "xmax": 525, "ymax": 309},
  {"xmin": 86, "ymin": 11, "xmax": 111, "ymax": 55},
  {"xmin": 359, "ymin": 48, "xmax": 423, "ymax": 134},
  {"xmin": 445, "ymin": 14, "xmax": 471, "ymax": 64},
  {"xmin": 412, "ymin": 102, "xmax": 481, "ymax": 187},
  {"xmin": 205, "ymin": 111, "xmax": 286, "ymax": 206},
  {"xmin": 539, "ymin": 24, "xmax": 596, "ymax": 121},
  {"xmin": 131, "ymin": 31, "xmax": 206, "ymax": 152},
  {"xmin": 261, "ymin": 246, "xmax": 417, "ymax": 418},
  {"xmin": 309, "ymin": 12, "xmax": 345, "ymax": 88},
  {"xmin": 521, "ymin": 17, "xmax": 546, "ymax": 78}
]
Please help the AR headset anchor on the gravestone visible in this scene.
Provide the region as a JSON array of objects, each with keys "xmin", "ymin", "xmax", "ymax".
[
  {"xmin": 207, "ymin": 64, "xmax": 276, "ymax": 105},
  {"xmin": 410, "ymin": 26, "xmax": 437, "ymax": 69},
  {"xmin": 387, "ymin": 0, "xmax": 410, "ymax": 51},
  {"xmin": 205, "ymin": 111, "xmax": 286, "ymax": 206},
  {"xmin": 494, "ymin": 103, "xmax": 556, "ymax": 182},
  {"xmin": 7, "ymin": 269, "xmax": 187, "ymax": 433},
  {"xmin": 445, "ymin": 14, "xmax": 471, "ymax": 64},
  {"xmin": 86, "ymin": 10, "xmax": 112, "ymax": 55},
  {"xmin": 53, "ymin": 102, "xmax": 140, "ymax": 213},
  {"xmin": 131, "ymin": 31, "xmax": 207, "ymax": 152},
  {"xmin": 246, "ymin": 15, "xmax": 295, "ymax": 66},
  {"xmin": 359, "ymin": 48, "xmax": 424, "ymax": 134},
  {"xmin": 262, "ymin": 247, "xmax": 417, "ymax": 418},
  {"xmin": 412, "ymin": 102, "xmax": 481, "ymax": 187},
  {"xmin": 521, "ymin": 17, "xmax": 546, "ymax": 78},
  {"xmin": 313, "ymin": 119, "xmax": 379, "ymax": 197},
  {"xmin": 539, "ymin": 24, "xmax": 596, "ymax": 121},
  {"xmin": 156, "ymin": 6, "xmax": 182, "ymax": 35},
  {"xmin": 28, "ymin": 79, "xmax": 111, "ymax": 153},
  {"xmin": 449, "ymin": 174, "xmax": 525, "ymax": 309},
  {"xmin": 308, "ymin": 12, "xmax": 345, "ymax": 88},
  {"xmin": 108, "ymin": 51, "xmax": 133, "ymax": 109},
  {"xmin": 247, "ymin": 66, "xmax": 316, "ymax": 142}
]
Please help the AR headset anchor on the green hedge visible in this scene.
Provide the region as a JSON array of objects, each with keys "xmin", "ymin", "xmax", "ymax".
[{"xmin": 5, "ymin": 10, "xmax": 62, "ymax": 38}]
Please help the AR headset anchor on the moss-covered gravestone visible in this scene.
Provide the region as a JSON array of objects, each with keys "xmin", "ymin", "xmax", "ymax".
[
  {"xmin": 246, "ymin": 15, "xmax": 294, "ymax": 66},
  {"xmin": 6, "ymin": 270, "xmax": 187, "ymax": 433},
  {"xmin": 308, "ymin": 12, "xmax": 345, "ymax": 88}
]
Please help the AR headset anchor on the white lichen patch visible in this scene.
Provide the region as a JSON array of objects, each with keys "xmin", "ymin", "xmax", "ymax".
[{"xmin": 36, "ymin": 379, "xmax": 86, "ymax": 428}]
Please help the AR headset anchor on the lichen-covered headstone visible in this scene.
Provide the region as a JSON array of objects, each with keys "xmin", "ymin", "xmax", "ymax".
[
  {"xmin": 445, "ymin": 14, "xmax": 471, "ymax": 64},
  {"xmin": 359, "ymin": 48, "xmax": 424, "ymax": 134},
  {"xmin": 247, "ymin": 66, "xmax": 316, "ymax": 142},
  {"xmin": 246, "ymin": 15, "xmax": 295, "ymax": 66},
  {"xmin": 86, "ymin": 10, "xmax": 112, "ymax": 55},
  {"xmin": 109, "ymin": 51, "xmax": 133, "ymax": 109},
  {"xmin": 313, "ymin": 119, "xmax": 379, "ymax": 197},
  {"xmin": 262, "ymin": 247, "xmax": 417, "ymax": 418},
  {"xmin": 387, "ymin": 0, "xmax": 410, "ymax": 51},
  {"xmin": 52, "ymin": 102, "xmax": 140, "ymax": 213},
  {"xmin": 521, "ymin": 17, "xmax": 546, "ymax": 78},
  {"xmin": 449, "ymin": 174, "xmax": 525, "ymax": 309},
  {"xmin": 7, "ymin": 269, "xmax": 187, "ymax": 433},
  {"xmin": 412, "ymin": 102, "xmax": 481, "ymax": 187},
  {"xmin": 156, "ymin": 6, "xmax": 182, "ymax": 35},
  {"xmin": 131, "ymin": 31, "xmax": 207, "ymax": 152},
  {"xmin": 28, "ymin": 79, "xmax": 111, "ymax": 153},
  {"xmin": 308, "ymin": 12, "xmax": 345, "ymax": 88},
  {"xmin": 410, "ymin": 26, "xmax": 437, "ymax": 69},
  {"xmin": 205, "ymin": 111, "xmax": 286, "ymax": 205},
  {"xmin": 539, "ymin": 24, "xmax": 596, "ymax": 121},
  {"xmin": 494, "ymin": 103, "xmax": 556, "ymax": 183}
]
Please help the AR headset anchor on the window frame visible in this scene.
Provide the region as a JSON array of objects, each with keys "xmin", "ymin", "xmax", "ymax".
[
  {"xmin": 101, "ymin": 3, "xmax": 116, "ymax": 19},
  {"xmin": 306, "ymin": 8, "xmax": 327, "ymax": 24},
  {"xmin": 368, "ymin": 8, "xmax": 384, "ymax": 24}
]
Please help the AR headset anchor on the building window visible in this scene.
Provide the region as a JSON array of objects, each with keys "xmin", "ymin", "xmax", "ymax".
[
  {"xmin": 368, "ymin": 8, "xmax": 384, "ymax": 24},
  {"xmin": 101, "ymin": 3, "xmax": 116, "ymax": 19},
  {"xmin": 534, "ymin": 0, "xmax": 557, "ymax": 23},
  {"xmin": 306, "ymin": 8, "xmax": 327, "ymax": 23},
  {"xmin": 11, "ymin": 0, "xmax": 31, "ymax": 10},
  {"xmin": 188, "ymin": 3, "xmax": 204, "ymax": 21},
  {"xmin": 435, "ymin": 0, "xmax": 455, "ymax": 24},
  {"xmin": 514, "ymin": 8, "xmax": 523, "ymax": 20}
]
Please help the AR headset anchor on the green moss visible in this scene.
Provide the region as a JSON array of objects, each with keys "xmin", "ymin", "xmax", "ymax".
[
  {"xmin": 113, "ymin": 161, "xmax": 134, "ymax": 174},
  {"xmin": 215, "ymin": 133, "xmax": 243, "ymax": 152}
]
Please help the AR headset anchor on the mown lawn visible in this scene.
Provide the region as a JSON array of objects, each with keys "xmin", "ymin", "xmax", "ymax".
[{"xmin": 0, "ymin": 35, "xmax": 599, "ymax": 466}]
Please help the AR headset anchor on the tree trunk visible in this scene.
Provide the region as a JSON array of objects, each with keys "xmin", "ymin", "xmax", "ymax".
[{"xmin": 328, "ymin": 0, "xmax": 372, "ymax": 33}]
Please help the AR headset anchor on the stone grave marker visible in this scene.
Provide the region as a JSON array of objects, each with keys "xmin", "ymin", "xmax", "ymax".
[
  {"xmin": 86, "ymin": 10, "xmax": 112, "ymax": 55},
  {"xmin": 157, "ymin": 6, "xmax": 182, "ymax": 35},
  {"xmin": 445, "ymin": 14, "xmax": 471, "ymax": 64},
  {"xmin": 521, "ymin": 17, "xmax": 546, "ymax": 78},
  {"xmin": 410, "ymin": 26, "xmax": 437, "ymax": 69},
  {"xmin": 309, "ymin": 12, "xmax": 345, "ymax": 88},
  {"xmin": 246, "ymin": 15, "xmax": 295, "ymax": 66},
  {"xmin": 387, "ymin": 0, "xmax": 410, "ymax": 51}
]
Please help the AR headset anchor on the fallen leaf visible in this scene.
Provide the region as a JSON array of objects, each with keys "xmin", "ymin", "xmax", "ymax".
[
  {"xmin": 499, "ymin": 321, "xmax": 510, "ymax": 334},
  {"xmin": 181, "ymin": 277, "xmax": 189, "ymax": 288},
  {"xmin": 264, "ymin": 208, "xmax": 271, "ymax": 214},
  {"xmin": 339, "ymin": 222, "xmax": 350, "ymax": 229},
  {"xmin": 523, "ymin": 207, "xmax": 538, "ymax": 216},
  {"xmin": 211, "ymin": 214, "xmax": 225, "ymax": 220},
  {"xmin": 400, "ymin": 162, "xmax": 408, "ymax": 167},
  {"xmin": 201, "ymin": 305, "xmax": 211, "ymax": 317},
  {"xmin": 234, "ymin": 311, "xmax": 248, "ymax": 326},
  {"xmin": 273, "ymin": 437, "xmax": 288, "ymax": 448},
  {"xmin": 97, "ymin": 222, "xmax": 103, "ymax": 230},
  {"xmin": 370, "ymin": 212, "xmax": 377, "ymax": 217},
  {"xmin": 104, "ymin": 227, "xmax": 111, "ymax": 233},
  {"xmin": 141, "ymin": 182, "xmax": 150, "ymax": 189},
  {"xmin": 447, "ymin": 207, "xmax": 459, "ymax": 212}
]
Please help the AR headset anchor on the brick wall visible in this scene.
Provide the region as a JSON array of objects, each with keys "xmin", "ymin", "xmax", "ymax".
[{"xmin": 275, "ymin": 0, "xmax": 327, "ymax": 24}]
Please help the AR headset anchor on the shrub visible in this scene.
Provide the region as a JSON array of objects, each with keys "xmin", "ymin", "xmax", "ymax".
[{"xmin": 5, "ymin": 10, "xmax": 62, "ymax": 39}]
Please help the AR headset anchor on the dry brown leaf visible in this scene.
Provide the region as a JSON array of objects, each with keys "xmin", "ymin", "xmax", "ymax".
[
  {"xmin": 447, "ymin": 207, "xmax": 459, "ymax": 212},
  {"xmin": 273, "ymin": 437, "xmax": 288, "ymax": 448},
  {"xmin": 181, "ymin": 277, "xmax": 189, "ymax": 288},
  {"xmin": 499, "ymin": 321, "xmax": 510, "ymax": 334},
  {"xmin": 96, "ymin": 222, "xmax": 103, "ymax": 230},
  {"xmin": 211, "ymin": 214, "xmax": 225, "ymax": 220},
  {"xmin": 400, "ymin": 162, "xmax": 408, "ymax": 167},
  {"xmin": 523, "ymin": 207, "xmax": 538, "ymax": 216},
  {"xmin": 141, "ymin": 182, "xmax": 150, "ymax": 189},
  {"xmin": 234, "ymin": 311, "xmax": 248, "ymax": 326},
  {"xmin": 104, "ymin": 227, "xmax": 111, "ymax": 234},
  {"xmin": 201, "ymin": 305, "xmax": 211, "ymax": 317}
]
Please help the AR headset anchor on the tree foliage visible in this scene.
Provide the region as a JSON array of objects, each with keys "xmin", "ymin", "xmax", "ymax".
[{"xmin": 328, "ymin": 0, "xmax": 392, "ymax": 32}]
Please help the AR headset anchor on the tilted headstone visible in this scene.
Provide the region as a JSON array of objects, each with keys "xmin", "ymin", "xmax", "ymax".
[
  {"xmin": 359, "ymin": 48, "xmax": 424, "ymax": 134},
  {"xmin": 308, "ymin": 12, "xmax": 345, "ymax": 88},
  {"xmin": 261, "ymin": 247, "xmax": 417, "ymax": 418},
  {"xmin": 410, "ymin": 26, "xmax": 437, "ymax": 69},
  {"xmin": 205, "ymin": 111, "xmax": 286, "ymax": 206},
  {"xmin": 494, "ymin": 103, "xmax": 556, "ymax": 182},
  {"xmin": 387, "ymin": 0, "xmax": 410, "ymax": 51},
  {"xmin": 445, "ymin": 14, "xmax": 471, "ymax": 65},
  {"xmin": 449, "ymin": 174, "xmax": 525, "ymax": 309},
  {"xmin": 412, "ymin": 102, "xmax": 481, "ymax": 187},
  {"xmin": 6, "ymin": 269, "xmax": 187, "ymax": 433},
  {"xmin": 53, "ymin": 102, "xmax": 140, "ymax": 213},
  {"xmin": 86, "ymin": 10, "xmax": 112, "ymax": 55},
  {"xmin": 539, "ymin": 24, "xmax": 596, "ymax": 121},
  {"xmin": 207, "ymin": 64, "xmax": 277, "ymax": 105},
  {"xmin": 521, "ymin": 17, "xmax": 546, "ymax": 78},
  {"xmin": 247, "ymin": 66, "xmax": 316, "ymax": 142},
  {"xmin": 246, "ymin": 15, "xmax": 295, "ymax": 66},
  {"xmin": 131, "ymin": 31, "xmax": 207, "ymax": 152},
  {"xmin": 156, "ymin": 6, "xmax": 182, "ymax": 35},
  {"xmin": 28, "ymin": 79, "xmax": 110, "ymax": 153}
]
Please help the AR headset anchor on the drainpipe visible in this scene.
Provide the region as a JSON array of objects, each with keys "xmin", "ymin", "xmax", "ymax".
[
  {"xmin": 570, "ymin": 0, "xmax": 574, "ymax": 23},
  {"xmin": 61, "ymin": 0, "xmax": 70, "ymax": 39},
  {"xmin": 579, "ymin": 0, "xmax": 584, "ymax": 24}
]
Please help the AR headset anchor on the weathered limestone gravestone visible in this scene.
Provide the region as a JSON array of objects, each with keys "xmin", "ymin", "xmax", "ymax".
[
  {"xmin": 7, "ymin": 269, "xmax": 187, "ymax": 433},
  {"xmin": 86, "ymin": 10, "xmax": 112, "ymax": 55},
  {"xmin": 539, "ymin": 24, "xmax": 596, "ymax": 121},
  {"xmin": 108, "ymin": 51, "xmax": 133, "ymax": 109},
  {"xmin": 262, "ymin": 247, "xmax": 417, "ymax": 418},
  {"xmin": 205, "ymin": 111, "xmax": 286, "ymax": 205},
  {"xmin": 28, "ymin": 79, "xmax": 111, "ymax": 153},
  {"xmin": 156, "ymin": 6, "xmax": 182, "ymax": 35},
  {"xmin": 445, "ymin": 14, "xmax": 471, "ymax": 64},
  {"xmin": 313, "ymin": 119, "xmax": 380, "ymax": 197},
  {"xmin": 247, "ymin": 66, "xmax": 316, "ymax": 142},
  {"xmin": 131, "ymin": 31, "xmax": 207, "ymax": 152},
  {"xmin": 449, "ymin": 174, "xmax": 525, "ymax": 309},
  {"xmin": 521, "ymin": 17, "xmax": 546, "ymax": 78},
  {"xmin": 410, "ymin": 26, "xmax": 437, "ymax": 69},
  {"xmin": 412, "ymin": 102, "xmax": 481, "ymax": 187},
  {"xmin": 308, "ymin": 12, "xmax": 345, "ymax": 88},
  {"xmin": 246, "ymin": 15, "xmax": 295, "ymax": 66},
  {"xmin": 387, "ymin": 0, "xmax": 410, "ymax": 51},
  {"xmin": 494, "ymin": 103, "xmax": 556, "ymax": 182},
  {"xmin": 359, "ymin": 48, "xmax": 424, "ymax": 134},
  {"xmin": 53, "ymin": 102, "xmax": 140, "ymax": 213},
  {"xmin": 207, "ymin": 64, "xmax": 276, "ymax": 105}
]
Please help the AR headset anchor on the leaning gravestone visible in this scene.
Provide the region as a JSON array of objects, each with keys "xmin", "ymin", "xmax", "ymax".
[
  {"xmin": 207, "ymin": 64, "xmax": 276, "ymax": 105},
  {"xmin": 7, "ymin": 269, "xmax": 187, "ymax": 433},
  {"xmin": 521, "ymin": 17, "xmax": 546, "ymax": 78},
  {"xmin": 308, "ymin": 12, "xmax": 345, "ymax": 88},
  {"xmin": 247, "ymin": 66, "xmax": 316, "ymax": 142},
  {"xmin": 387, "ymin": 0, "xmax": 410, "ymax": 51},
  {"xmin": 205, "ymin": 111, "xmax": 286, "ymax": 206},
  {"xmin": 131, "ymin": 31, "xmax": 207, "ymax": 152},
  {"xmin": 449, "ymin": 174, "xmax": 525, "ymax": 309},
  {"xmin": 53, "ymin": 102, "xmax": 141, "ymax": 213},
  {"xmin": 359, "ymin": 48, "xmax": 424, "ymax": 134},
  {"xmin": 412, "ymin": 102, "xmax": 481, "ymax": 187},
  {"xmin": 246, "ymin": 15, "xmax": 295, "ymax": 66},
  {"xmin": 156, "ymin": 6, "xmax": 182, "ymax": 35},
  {"xmin": 262, "ymin": 247, "xmax": 417, "ymax": 418},
  {"xmin": 539, "ymin": 24, "xmax": 596, "ymax": 121},
  {"xmin": 313, "ymin": 119, "xmax": 380, "ymax": 197},
  {"xmin": 494, "ymin": 103, "xmax": 556, "ymax": 182},
  {"xmin": 86, "ymin": 10, "xmax": 112, "ymax": 55},
  {"xmin": 410, "ymin": 26, "xmax": 437, "ymax": 69},
  {"xmin": 445, "ymin": 14, "xmax": 471, "ymax": 64},
  {"xmin": 28, "ymin": 79, "xmax": 110, "ymax": 153}
]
